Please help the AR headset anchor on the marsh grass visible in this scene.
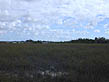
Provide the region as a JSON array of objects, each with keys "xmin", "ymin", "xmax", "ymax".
[{"xmin": 0, "ymin": 43, "xmax": 109, "ymax": 82}]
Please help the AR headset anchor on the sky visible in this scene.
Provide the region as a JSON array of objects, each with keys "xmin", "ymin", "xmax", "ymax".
[{"xmin": 0, "ymin": 0, "xmax": 109, "ymax": 41}]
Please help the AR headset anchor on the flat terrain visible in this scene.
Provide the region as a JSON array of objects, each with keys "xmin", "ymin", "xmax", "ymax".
[{"xmin": 0, "ymin": 43, "xmax": 109, "ymax": 82}]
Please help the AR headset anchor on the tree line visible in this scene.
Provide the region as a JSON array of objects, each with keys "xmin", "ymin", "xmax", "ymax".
[
  {"xmin": 0, "ymin": 37, "xmax": 109, "ymax": 44},
  {"xmin": 70, "ymin": 37, "xmax": 109, "ymax": 43},
  {"xmin": 25, "ymin": 37, "xmax": 109, "ymax": 44}
]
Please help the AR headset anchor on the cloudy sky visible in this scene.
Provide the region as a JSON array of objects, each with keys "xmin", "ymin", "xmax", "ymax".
[{"xmin": 0, "ymin": 0, "xmax": 109, "ymax": 41}]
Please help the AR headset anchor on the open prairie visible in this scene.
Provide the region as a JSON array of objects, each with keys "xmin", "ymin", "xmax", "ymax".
[{"xmin": 0, "ymin": 43, "xmax": 109, "ymax": 82}]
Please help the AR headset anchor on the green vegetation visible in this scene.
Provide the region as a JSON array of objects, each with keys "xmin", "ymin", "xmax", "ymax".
[{"xmin": 0, "ymin": 43, "xmax": 109, "ymax": 82}]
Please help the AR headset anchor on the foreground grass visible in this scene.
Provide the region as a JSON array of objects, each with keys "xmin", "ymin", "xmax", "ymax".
[{"xmin": 0, "ymin": 43, "xmax": 109, "ymax": 82}]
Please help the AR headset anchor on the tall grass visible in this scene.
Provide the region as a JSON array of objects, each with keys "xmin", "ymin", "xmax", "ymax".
[{"xmin": 0, "ymin": 43, "xmax": 109, "ymax": 82}]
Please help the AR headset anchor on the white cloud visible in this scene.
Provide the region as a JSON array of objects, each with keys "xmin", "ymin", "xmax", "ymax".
[
  {"xmin": 0, "ymin": 0, "xmax": 109, "ymax": 40},
  {"xmin": 105, "ymin": 29, "xmax": 109, "ymax": 34},
  {"xmin": 104, "ymin": 24, "xmax": 109, "ymax": 28},
  {"xmin": 94, "ymin": 29, "xmax": 100, "ymax": 33}
]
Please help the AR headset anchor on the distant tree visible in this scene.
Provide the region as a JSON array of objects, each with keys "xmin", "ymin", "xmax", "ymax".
[
  {"xmin": 26, "ymin": 39, "xmax": 34, "ymax": 43},
  {"xmin": 99, "ymin": 37, "xmax": 106, "ymax": 43},
  {"xmin": 37, "ymin": 40, "xmax": 42, "ymax": 43},
  {"xmin": 95, "ymin": 37, "xmax": 106, "ymax": 43},
  {"xmin": 95, "ymin": 37, "xmax": 98, "ymax": 43},
  {"xmin": 95, "ymin": 37, "xmax": 98, "ymax": 40}
]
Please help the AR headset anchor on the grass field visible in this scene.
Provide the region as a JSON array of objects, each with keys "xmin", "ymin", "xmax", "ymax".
[{"xmin": 0, "ymin": 43, "xmax": 109, "ymax": 82}]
